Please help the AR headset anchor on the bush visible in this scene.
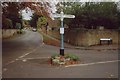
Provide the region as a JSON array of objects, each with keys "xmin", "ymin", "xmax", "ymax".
[
  {"xmin": 4, "ymin": 18, "xmax": 13, "ymax": 28},
  {"xmin": 51, "ymin": 53, "xmax": 79, "ymax": 61},
  {"xmin": 51, "ymin": 54, "xmax": 60, "ymax": 59},
  {"xmin": 50, "ymin": 53, "xmax": 79, "ymax": 65},
  {"xmin": 16, "ymin": 23, "xmax": 21, "ymax": 29},
  {"xmin": 65, "ymin": 54, "xmax": 79, "ymax": 61}
]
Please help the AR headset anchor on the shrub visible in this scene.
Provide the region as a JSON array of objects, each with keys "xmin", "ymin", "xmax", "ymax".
[
  {"xmin": 51, "ymin": 53, "xmax": 79, "ymax": 61},
  {"xmin": 4, "ymin": 18, "xmax": 13, "ymax": 28},
  {"xmin": 51, "ymin": 54, "xmax": 60, "ymax": 59},
  {"xmin": 65, "ymin": 54, "xmax": 79, "ymax": 61}
]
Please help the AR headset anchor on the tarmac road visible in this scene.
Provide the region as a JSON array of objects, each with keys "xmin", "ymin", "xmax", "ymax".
[
  {"xmin": 2, "ymin": 30, "xmax": 43, "ymax": 65},
  {"xmin": 2, "ymin": 30, "xmax": 119, "ymax": 78}
]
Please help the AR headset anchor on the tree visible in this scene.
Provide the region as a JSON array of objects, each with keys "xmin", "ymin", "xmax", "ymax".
[
  {"xmin": 37, "ymin": 16, "xmax": 47, "ymax": 29},
  {"xmin": 2, "ymin": 2, "xmax": 27, "ymax": 29},
  {"xmin": 2, "ymin": 2, "xmax": 53, "ymax": 29},
  {"xmin": 58, "ymin": 2, "xmax": 120, "ymax": 29},
  {"xmin": 29, "ymin": 13, "xmax": 40, "ymax": 28}
]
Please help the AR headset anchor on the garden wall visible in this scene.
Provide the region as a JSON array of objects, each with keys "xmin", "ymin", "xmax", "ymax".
[
  {"xmin": 66, "ymin": 29, "xmax": 118, "ymax": 46},
  {"xmin": 1, "ymin": 29, "xmax": 18, "ymax": 39},
  {"xmin": 48, "ymin": 29, "xmax": 118, "ymax": 46}
]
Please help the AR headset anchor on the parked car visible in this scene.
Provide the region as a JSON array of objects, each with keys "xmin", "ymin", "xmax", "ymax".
[{"xmin": 32, "ymin": 28, "xmax": 37, "ymax": 32}]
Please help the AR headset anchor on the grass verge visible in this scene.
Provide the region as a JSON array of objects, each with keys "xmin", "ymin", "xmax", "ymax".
[{"xmin": 41, "ymin": 32, "xmax": 60, "ymax": 47}]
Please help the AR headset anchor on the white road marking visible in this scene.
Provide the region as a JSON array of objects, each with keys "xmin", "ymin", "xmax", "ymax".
[
  {"xmin": 15, "ymin": 59, "xmax": 19, "ymax": 60},
  {"xmin": 3, "ymin": 31, "xmax": 45, "ymax": 72},
  {"xmin": 22, "ymin": 59, "xmax": 27, "ymax": 62},
  {"xmin": 3, "ymin": 68, "xmax": 7, "ymax": 71},
  {"xmin": 65, "ymin": 60, "xmax": 120, "ymax": 68},
  {"xmin": 21, "ymin": 57, "xmax": 50, "ymax": 62},
  {"xmin": 18, "ymin": 31, "xmax": 44, "ymax": 59},
  {"xmin": 5, "ymin": 60, "xmax": 15, "ymax": 66},
  {"xmin": 4, "ymin": 42, "xmax": 44, "ymax": 66},
  {"xmin": 19, "ymin": 57, "xmax": 50, "ymax": 60},
  {"xmin": 110, "ymin": 74, "xmax": 114, "ymax": 77}
]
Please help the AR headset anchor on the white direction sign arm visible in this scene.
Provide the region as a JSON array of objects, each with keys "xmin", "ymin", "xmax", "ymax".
[
  {"xmin": 63, "ymin": 15, "xmax": 75, "ymax": 18},
  {"xmin": 53, "ymin": 14, "xmax": 75, "ymax": 19},
  {"xmin": 53, "ymin": 14, "xmax": 61, "ymax": 18}
]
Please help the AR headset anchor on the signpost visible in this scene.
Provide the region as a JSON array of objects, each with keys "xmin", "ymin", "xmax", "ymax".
[{"xmin": 53, "ymin": 11, "xmax": 75, "ymax": 56}]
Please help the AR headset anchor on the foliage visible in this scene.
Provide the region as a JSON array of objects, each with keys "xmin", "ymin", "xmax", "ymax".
[
  {"xmin": 65, "ymin": 54, "xmax": 79, "ymax": 61},
  {"xmin": 2, "ymin": 2, "xmax": 23, "ymax": 29},
  {"xmin": 51, "ymin": 53, "xmax": 79, "ymax": 61},
  {"xmin": 29, "ymin": 13, "xmax": 40, "ymax": 28},
  {"xmin": 3, "ymin": 18, "xmax": 13, "ymax": 29},
  {"xmin": 30, "ymin": 14, "xmax": 47, "ymax": 29},
  {"xmin": 59, "ymin": 2, "xmax": 120, "ymax": 29},
  {"xmin": 2, "ymin": 2, "xmax": 51, "ymax": 29},
  {"xmin": 51, "ymin": 54, "xmax": 60, "ymax": 59},
  {"xmin": 50, "ymin": 53, "xmax": 79, "ymax": 65},
  {"xmin": 16, "ymin": 23, "xmax": 21, "ymax": 29},
  {"xmin": 37, "ymin": 16, "xmax": 47, "ymax": 28}
]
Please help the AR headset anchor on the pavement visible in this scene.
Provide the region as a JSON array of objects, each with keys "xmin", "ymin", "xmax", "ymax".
[{"xmin": 2, "ymin": 29, "xmax": 119, "ymax": 78}]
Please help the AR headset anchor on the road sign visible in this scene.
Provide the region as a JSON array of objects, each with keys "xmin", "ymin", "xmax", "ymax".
[
  {"xmin": 60, "ymin": 28, "xmax": 64, "ymax": 34},
  {"xmin": 53, "ymin": 11, "xmax": 75, "ymax": 20},
  {"xmin": 63, "ymin": 15, "xmax": 75, "ymax": 18},
  {"xmin": 53, "ymin": 11, "xmax": 75, "ymax": 56}
]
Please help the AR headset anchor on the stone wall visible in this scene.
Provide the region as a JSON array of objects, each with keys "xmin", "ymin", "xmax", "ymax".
[
  {"xmin": 48, "ymin": 30, "xmax": 60, "ymax": 40},
  {"xmin": 48, "ymin": 29, "xmax": 118, "ymax": 46},
  {"xmin": 1, "ymin": 29, "xmax": 19, "ymax": 39},
  {"xmin": 65, "ymin": 29, "xmax": 118, "ymax": 46}
]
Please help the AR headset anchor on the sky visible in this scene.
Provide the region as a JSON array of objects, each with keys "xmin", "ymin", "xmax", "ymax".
[{"xmin": 21, "ymin": 8, "xmax": 34, "ymax": 20}]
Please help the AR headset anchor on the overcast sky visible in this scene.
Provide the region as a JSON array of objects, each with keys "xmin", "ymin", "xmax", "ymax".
[{"xmin": 21, "ymin": 7, "xmax": 35, "ymax": 20}]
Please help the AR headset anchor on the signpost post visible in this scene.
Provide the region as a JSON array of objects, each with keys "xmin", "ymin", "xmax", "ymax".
[{"xmin": 53, "ymin": 11, "xmax": 75, "ymax": 56}]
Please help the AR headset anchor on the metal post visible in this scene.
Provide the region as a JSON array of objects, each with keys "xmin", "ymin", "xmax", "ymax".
[
  {"xmin": 53, "ymin": 10, "xmax": 75, "ymax": 56},
  {"xmin": 60, "ymin": 20, "xmax": 64, "ymax": 56},
  {"xmin": 60, "ymin": 11, "xmax": 64, "ymax": 56}
]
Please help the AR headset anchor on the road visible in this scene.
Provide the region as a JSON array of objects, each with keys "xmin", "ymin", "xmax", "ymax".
[{"xmin": 2, "ymin": 30, "xmax": 119, "ymax": 78}]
